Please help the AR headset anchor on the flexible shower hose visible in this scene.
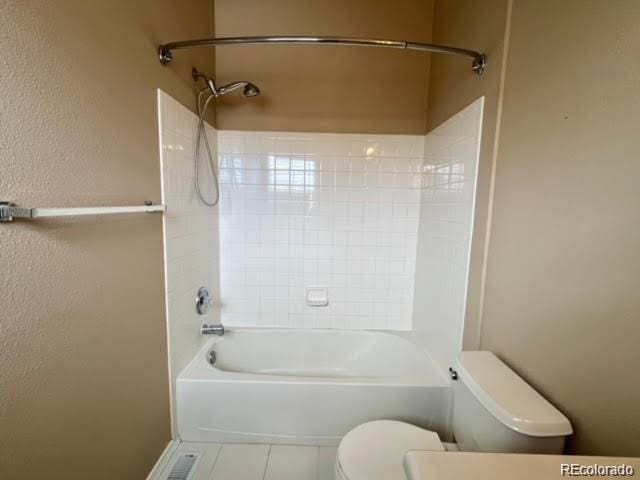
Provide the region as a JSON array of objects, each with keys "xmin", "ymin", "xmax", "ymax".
[{"xmin": 194, "ymin": 89, "xmax": 219, "ymax": 207}]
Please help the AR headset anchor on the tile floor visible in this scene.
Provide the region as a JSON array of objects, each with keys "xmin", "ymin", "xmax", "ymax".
[{"xmin": 153, "ymin": 441, "xmax": 337, "ymax": 480}]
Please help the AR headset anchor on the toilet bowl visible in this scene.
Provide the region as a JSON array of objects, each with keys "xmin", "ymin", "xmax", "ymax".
[
  {"xmin": 335, "ymin": 420, "xmax": 444, "ymax": 480},
  {"xmin": 335, "ymin": 351, "xmax": 573, "ymax": 480}
]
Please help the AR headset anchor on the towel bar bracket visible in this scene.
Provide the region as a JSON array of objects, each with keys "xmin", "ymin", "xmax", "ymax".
[{"xmin": 0, "ymin": 202, "xmax": 32, "ymax": 222}]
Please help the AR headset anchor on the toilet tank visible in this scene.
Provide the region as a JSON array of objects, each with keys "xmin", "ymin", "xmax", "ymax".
[{"xmin": 452, "ymin": 351, "xmax": 573, "ymax": 454}]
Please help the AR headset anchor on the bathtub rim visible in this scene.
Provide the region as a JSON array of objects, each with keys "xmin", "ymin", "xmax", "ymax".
[{"xmin": 178, "ymin": 327, "xmax": 450, "ymax": 387}]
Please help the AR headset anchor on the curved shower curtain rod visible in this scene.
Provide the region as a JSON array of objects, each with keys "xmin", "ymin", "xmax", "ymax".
[{"xmin": 158, "ymin": 36, "xmax": 486, "ymax": 75}]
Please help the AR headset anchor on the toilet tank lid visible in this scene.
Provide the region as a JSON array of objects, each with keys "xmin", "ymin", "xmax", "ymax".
[{"xmin": 456, "ymin": 351, "xmax": 573, "ymax": 437}]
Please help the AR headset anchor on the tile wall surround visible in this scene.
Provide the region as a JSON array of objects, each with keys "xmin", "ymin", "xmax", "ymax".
[
  {"xmin": 413, "ymin": 98, "xmax": 484, "ymax": 371},
  {"xmin": 158, "ymin": 89, "xmax": 482, "ymax": 391},
  {"xmin": 157, "ymin": 90, "xmax": 221, "ymax": 434},
  {"xmin": 217, "ymin": 131, "xmax": 425, "ymax": 330}
]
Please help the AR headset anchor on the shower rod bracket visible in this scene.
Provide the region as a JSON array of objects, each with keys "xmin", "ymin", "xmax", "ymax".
[
  {"xmin": 158, "ymin": 36, "xmax": 486, "ymax": 75},
  {"xmin": 159, "ymin": 47, "xmax": 172, "ymax": 65},
  {"xmin": 472, "ymin": 54, "xmax": 486, "ymax": 75}
]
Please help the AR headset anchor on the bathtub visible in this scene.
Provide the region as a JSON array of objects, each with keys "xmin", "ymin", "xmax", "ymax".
[{"xmin": 177, "ymin": 328, "xmax": 451, "ymax": 446}]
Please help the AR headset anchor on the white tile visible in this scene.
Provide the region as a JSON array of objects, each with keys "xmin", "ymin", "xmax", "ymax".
[
  {"xmin": 189, "ymin": 444, "xmax": 222, "ymax": 480},
  {"xmin": 210, "ymin": 444, "xmax": 270, "ymax": 480},
  {"xmin": 264, "ymin": 445, "xmax": 318, "ymax": 480},
  {"xmin": 157, "ymin": 442, "xmax": 222, "ymax": 480},
  {"xmin": 413, "ymin": 98, "xmax": 484, "ymax": 372},
  {"xmin": 317, "ymin": 447, "xmax": 337, "ymax": 480},
  {"xmin": 159, "ymin": 91, "xmax": 221, "ymax": 434},
  {"xmin": 218, "ymin": 131, "xmax": 423, "ymax": 330}
]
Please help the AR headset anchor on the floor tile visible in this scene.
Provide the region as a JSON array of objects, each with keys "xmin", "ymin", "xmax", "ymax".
[
  {"xmin": 158, "ymin": 442, "xmax": 221, "ymax": 480},
  {"xmin": 210, "ymin": 444, "xmax": 271, "ymax": 480},
  {"xmin": 150, "ymin": 441, "xmax": 179, "ymax": 479},
  {"xmin": 264, "ymin": 445, "xmax": 319, "ymax": 480},
  {"xmin": 318, "ymin": 446, "xmax": 337, "ymax": 480}
]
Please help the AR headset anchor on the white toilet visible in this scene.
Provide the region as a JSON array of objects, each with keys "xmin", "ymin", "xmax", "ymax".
[{"xmin": 335, "ymin": 351, "xmax": 573, "ymax": 480}]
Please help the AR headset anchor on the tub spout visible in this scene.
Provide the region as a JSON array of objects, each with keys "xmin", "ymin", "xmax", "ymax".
[{"xmin": 201, "ymin": 323, "xmax": 225, "ymax": 335}]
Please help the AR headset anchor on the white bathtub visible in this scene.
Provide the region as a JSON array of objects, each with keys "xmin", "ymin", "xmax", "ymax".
[{"xmin": 177, "ymin": 328, "xmax": 451, "ymax": 445}]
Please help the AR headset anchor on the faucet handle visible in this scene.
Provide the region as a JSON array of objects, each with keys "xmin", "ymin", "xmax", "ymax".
[{"xmin": 196, "ymin": 287, "xmax": 213, "ymax": 315}]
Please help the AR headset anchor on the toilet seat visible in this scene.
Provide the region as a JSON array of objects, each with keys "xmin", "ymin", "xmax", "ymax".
[{"xmin": 335, "ymin": 420, "xmax": 444, "ymax": 480}]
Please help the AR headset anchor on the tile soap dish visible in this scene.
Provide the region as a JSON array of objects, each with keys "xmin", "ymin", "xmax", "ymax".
[{"xmin": 306, "ymin": 286, "xmax": 329, "ymax": 306}]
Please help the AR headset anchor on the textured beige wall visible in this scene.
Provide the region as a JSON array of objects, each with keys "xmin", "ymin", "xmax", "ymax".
[
  {"xmin": 429, "ymin": 0, "xmax": 640, "ymax": 456},
  {"xmin": 480, "ymin": 0, "xmax": 640, "ymax": 456},
  {"xmin": 0, "ymin": 1, "xmax": 213, "ymax": 478},
  {"xmin": 426, "ymin": 0, "xmax": 512, "ymax": 351},
  {"xmin": 214, "ymin": 0, "xmax": 434, "ymax": 134}
]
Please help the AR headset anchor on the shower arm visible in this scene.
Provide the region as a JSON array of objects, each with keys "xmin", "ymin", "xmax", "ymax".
[{"xmin": 158, "ymin": 36, "xmax": 486, "ymax": 75}]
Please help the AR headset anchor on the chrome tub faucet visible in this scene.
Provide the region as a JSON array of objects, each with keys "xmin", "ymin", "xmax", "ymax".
[{"xmin": 201, "ymin": 324, "xmax": 225, "ymax": 336}]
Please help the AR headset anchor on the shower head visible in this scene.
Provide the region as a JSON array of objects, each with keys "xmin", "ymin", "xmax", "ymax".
[
  {"xmin": 192, "ymin": 67, "xmax": 260, "ymax": 98},
  {"xmin": 242, "ymin": 83, "xmax": 261, "ymax": 97},
  {"xmin": 217, "ymin": 81, "xmax": 261, "ymax": 98}
]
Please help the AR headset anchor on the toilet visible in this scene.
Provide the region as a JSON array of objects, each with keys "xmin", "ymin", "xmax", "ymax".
[{"xmin": 335, "ymin": 351, "xmax": 573, "ymax": 480}]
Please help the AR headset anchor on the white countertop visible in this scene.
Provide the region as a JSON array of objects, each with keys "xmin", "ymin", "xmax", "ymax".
[{"xmin": 404, "ymin": 451, "xmax": 640, "ymax": 480}]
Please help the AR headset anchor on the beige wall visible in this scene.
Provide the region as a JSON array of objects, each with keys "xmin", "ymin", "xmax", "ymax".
[
  {"xmin": 429, "ymin": 0, "xmax": 640, "ymax": 456},
  {"xmin": 480, "ymin": 0, "xmax": 640, "ymax": 456},
  {"xmin": 0, "ymin": 1, "xmax": 213, "ymax": 479},
  {"xmin": 214, "ymin": 0, "xmax": 434, "ymax": 134}
]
